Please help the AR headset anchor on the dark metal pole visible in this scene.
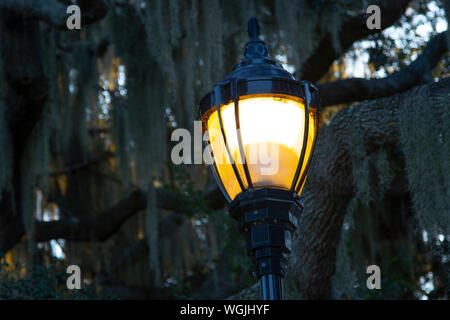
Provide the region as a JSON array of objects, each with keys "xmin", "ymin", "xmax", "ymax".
[
  {"xmin": 260, "ymin": 274, "xmax": 283, "ymax": 300},
  {"xmin": 228, "ymin": 188, "xmax": 303, "ymax": 301}
]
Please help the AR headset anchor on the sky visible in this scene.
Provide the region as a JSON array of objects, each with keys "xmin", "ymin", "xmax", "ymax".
[{"xmin": 345, "ymin": 1, "xmax": 448, "ymax": 79}]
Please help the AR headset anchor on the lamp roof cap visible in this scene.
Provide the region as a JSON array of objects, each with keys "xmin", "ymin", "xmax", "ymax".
[{"xmin": 224, "ymin": 17, "xmax": 295, "ymax": 81}]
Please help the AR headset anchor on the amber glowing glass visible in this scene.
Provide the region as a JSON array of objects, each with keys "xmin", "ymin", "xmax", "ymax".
[{"xmin": 203, "ymin": 94, "xmax": 317, "ymax": 200}]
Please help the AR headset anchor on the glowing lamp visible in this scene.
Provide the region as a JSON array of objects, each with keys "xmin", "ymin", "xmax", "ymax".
[{"xmin": 199, "ymin": 18, "xmax": 320, "ymax": 300}]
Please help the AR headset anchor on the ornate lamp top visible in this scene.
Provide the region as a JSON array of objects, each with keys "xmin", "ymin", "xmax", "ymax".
[{"xmin": 225, "ymin": 17, "xmax": 294, "ymax": 81}]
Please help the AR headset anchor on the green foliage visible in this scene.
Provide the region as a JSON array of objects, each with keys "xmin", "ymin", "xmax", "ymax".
[
  {"xmin": 212, "ymin": 211, "xmax": 254, "ymax": 290},
  {"xmin": 0, "ymin": 253, "xmax": 116, "ymax": 299},
  {"xmin": 367, "ymin": 0, "xmax": 447, "ymax": 73},
  {"xmin": 356, "ymin": 254, "xmax": 418, "ymax": 300}
]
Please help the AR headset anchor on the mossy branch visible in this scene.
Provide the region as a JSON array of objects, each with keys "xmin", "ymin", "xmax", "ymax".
[{"xmin": 318, "ymin": 32, "xmax": 449, "ymax": 107}]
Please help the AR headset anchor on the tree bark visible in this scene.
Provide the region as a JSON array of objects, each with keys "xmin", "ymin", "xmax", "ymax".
[
  {"xmin": 290, "ymin": 77, "xmax": 450, "ymax": 299},
  {"xmin": 0, "ymin": 10, "xmax": 48, "ymax": 255}
]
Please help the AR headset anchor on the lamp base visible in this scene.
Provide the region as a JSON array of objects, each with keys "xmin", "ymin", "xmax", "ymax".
[{"xmin": 228, "ymin": 188, "xmax": 302, "ymax": 299}]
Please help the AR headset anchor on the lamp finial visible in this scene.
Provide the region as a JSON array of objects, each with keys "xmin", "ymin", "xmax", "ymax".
[
  {"xmin": 247, "ymin": 17, "xmax": 260, "ymax": 40},
  {"xmin": 243, "ymin": 17, "xmax": 269, "ymax": 60}
]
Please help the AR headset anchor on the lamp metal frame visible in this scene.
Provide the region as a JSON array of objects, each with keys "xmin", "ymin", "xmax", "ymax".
[{"xmin": 198, "ymin": 17, "xmax": 321, "ymax": 300}]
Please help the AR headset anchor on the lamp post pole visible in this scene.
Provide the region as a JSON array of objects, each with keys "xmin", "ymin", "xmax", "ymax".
[
  {"xmin": 228, "ymin": 188, "xmax": 303, "ymax": 300},
  {"xmin": 261, "ymin": 274, "xmax": 283, "ymax": 300}
]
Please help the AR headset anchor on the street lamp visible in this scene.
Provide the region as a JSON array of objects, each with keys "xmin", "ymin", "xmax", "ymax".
[{"xmin": 199, "ymin": 18, "xmax": 320, "ymax": 300}]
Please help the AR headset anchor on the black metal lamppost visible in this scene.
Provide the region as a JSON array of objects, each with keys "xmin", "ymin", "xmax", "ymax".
[{"xmin": 199, "ymin": 18, "xmax": 320, "ymax": 300}]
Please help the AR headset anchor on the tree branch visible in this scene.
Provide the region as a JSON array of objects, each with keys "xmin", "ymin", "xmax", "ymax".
[
  {"xmin": 35, "ymin": 189, "xmax": 146, "ymax": 242},
  {"xmin": 318, "ymin": 32, "xmax": 449, "ymax": 107},
  {"xmin": 0, "ymin": 0, "xmax": 107, "ymax": 29},
  {"xmin": 299, "ymin": 0, "xmax": 410, "ymax": 82},
  {"xmin": 49, "ymin": 153, "xmax": 114, "ymax": 176},
  {"xmin": 34, "ymin": 184, "xmax": 224, "ymax": 243},
  {"xmin": 0, "ymin": 9, "xmax": 47, "ymax": 254}
]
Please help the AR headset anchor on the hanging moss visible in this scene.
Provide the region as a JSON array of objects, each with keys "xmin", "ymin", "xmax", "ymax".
[
  {"xmin": 0, "ymin": 44, "xmax": 12, "ymax": 205},
  {"xmin": 110, "ymin": 3, "xmax": 167, "ymax": 183},
  {"xmin": 348, "ymin": 106, "xmax": 373, "ymax": 210},
  {"xmin": 16, "ymin": 26, "xmax": 60, "ymax": 262},
  {"xmin": 327, "ymin": 6, "xmax": 342, "ymax": 56},
  {"xmin": 146, "ymin": 180, "xmax": 160, "ymax": 287},
  {"xmin": 20, "ymin": 100, "xmax": 52, "ymax": 262},
  {"xmin": 332, "ymin": 82, "xmax": 450, "ymax": 298},
  {"xmin": 67, "ymin": 44, "xmax": 95, "ymax": 162},
  {"xmin": 111, "ymin": 98, "xmax": 131, "ymax": 191},
  {"xmin": 169, "ymin": 0, "xmax": 181, "ymax": 47},
  {"xmin": 0, "ymin": 101, "xmax": 12, "ymax": 206},
  {"xmin": 371, "ymin": 148, "xmax": 392, "ymax": 205},
  {"xmin": 398, "ymin": 86, "xmax": 450, "ymax": 236},
  {"xmin": 331, "ymin": 213, "xmax": 358, "ymax": 299},
  {"xmin": 275, "ymin": 1, "xmax": 319, "ymax": 68}
]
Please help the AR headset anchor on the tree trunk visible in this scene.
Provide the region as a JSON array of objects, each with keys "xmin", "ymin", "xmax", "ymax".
[
  {"xmin": 290, "ymin": 78, "xmax": 450, "ymax": 299},
  {"xmin": 0, "ymin": 10, "xmax": 48, "ymax": 253}
]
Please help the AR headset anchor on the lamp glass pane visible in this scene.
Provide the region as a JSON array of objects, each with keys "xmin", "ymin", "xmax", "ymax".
[
  {"xmin": 206, "ymin": 107, "xmax": 249, "ymax": 200},
  {"xmin": 205, "ymin": 94, "xmax": 316, "ymax": 200}
]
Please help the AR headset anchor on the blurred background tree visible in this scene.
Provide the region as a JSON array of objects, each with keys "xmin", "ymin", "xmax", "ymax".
[{"xmin": 0, "ymin": 0, "xmax": 448, "ymax": 299}]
